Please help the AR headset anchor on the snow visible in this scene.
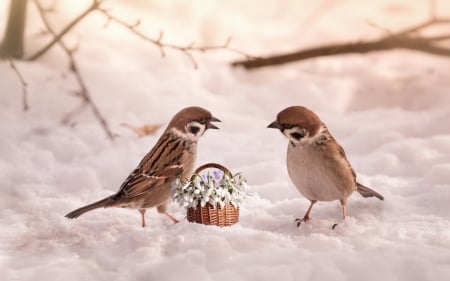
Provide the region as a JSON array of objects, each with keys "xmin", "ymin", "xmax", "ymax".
[{"xmin": 1, "ymin": 0, "xmax": 450, "ymax": 280}]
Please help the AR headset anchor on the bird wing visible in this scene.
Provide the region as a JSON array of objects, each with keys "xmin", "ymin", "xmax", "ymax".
[
  {"xmin": 335, "ymin": 142, "xmax": 357, "ymax": 181},
  {"xmin": 113, "ymin": 164, "xmax": 183, "ymax": 200},
  {"xmin": 317, "ymin": 130, "xmax": 356, "ymax": 180},
  {"xmin": 111, "ymin": 131, "xmax": 192, "ymax": 201}
]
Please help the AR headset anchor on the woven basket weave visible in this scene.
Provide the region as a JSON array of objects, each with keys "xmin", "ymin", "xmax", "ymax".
[{"xmin": 186, "ymin": 163, "xmax": 240, "ymax": 227}]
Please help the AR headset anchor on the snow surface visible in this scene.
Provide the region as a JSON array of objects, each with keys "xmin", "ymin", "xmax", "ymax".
[{"xmin": 1, "ymin": 0, "xmax": 450, "ymax": 280}]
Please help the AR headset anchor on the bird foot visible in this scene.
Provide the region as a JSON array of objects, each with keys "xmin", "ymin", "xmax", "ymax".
[
  {"xmin": 332, "ymin": 223, "xmax": 339, "ymax": 230},
  {"xmin": 165, "ymin": 212, "xmax": 179, "ymax": 224},
  {"xmin": 294, "ymin": 217, "xmax": 309, "ymax": 228}
]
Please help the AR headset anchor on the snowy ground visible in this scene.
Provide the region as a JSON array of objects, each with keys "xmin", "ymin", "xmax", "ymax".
[{"xmin": 1, "ymin": 0, "xmax": 450, "ymax": 280}]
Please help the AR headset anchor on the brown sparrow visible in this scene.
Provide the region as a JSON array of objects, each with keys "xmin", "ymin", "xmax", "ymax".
[
  {"xmin": 65, "ymin": 106, "xmax": 220, "ymax": 227},
  {"xmin": 268, "ymin": 106, "xmax": 383, "ymax": 228}
]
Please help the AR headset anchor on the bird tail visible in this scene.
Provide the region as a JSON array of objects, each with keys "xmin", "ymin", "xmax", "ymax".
[
  {"xmin": 356, "ymin": 182, "xmax": 384, "ymax": 201},
  {"xmin": 65, "ymin": 197, "xmax": 111, "ymax": 219}
]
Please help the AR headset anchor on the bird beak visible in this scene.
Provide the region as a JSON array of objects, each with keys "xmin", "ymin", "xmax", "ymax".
[
  {"xmin": 206, "ymin": 116, "xmax": 221, "ymax": 130},
  {"xmin": 267, "ymin": 121, "xmax": 281, "ymax": 130}
]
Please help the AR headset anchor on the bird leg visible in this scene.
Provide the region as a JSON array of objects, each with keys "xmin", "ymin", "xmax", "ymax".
[
  {"xmin": 157, "ymin": 204, "xmax": 179, "ymax": 224},
  {"xmin": 139, "ymin": 208, "xmax": 146, "ymax": 227},
  {"xmin": 164, "ymin": 212, "xmax": 180, "ymax": 224},
  {"xmin": 295, "ymin": 200, "xmax": 317, "ymax": 227},
  {"xmin": 332, "ymin": 199, "xmax": 347, "ymax": 230}
]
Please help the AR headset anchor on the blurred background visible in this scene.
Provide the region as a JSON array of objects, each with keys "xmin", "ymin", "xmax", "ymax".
[
  {"xmin": 1, "ymin": 0, "xmax": 450, "ymax": 127},
  {"xmin": 1, "ymin": 2, "xmax": 450, "ymax": 280}
]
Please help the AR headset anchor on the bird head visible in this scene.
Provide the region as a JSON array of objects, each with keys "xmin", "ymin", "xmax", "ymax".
[
  {"xmin": 268, "ymin": 106, "xmax": 323, "ymax": 146},
  {"xmin": 168, "ymin": 106, "xmax": 221, "ymax": 141}
]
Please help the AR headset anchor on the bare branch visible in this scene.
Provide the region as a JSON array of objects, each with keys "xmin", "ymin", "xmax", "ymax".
[
  {"xmin": 8, "ymin": 58, "xmax": 29, "ymax": 111},
  {"xmin": 27, "ymin": 0, "xmax": 101, "ymax": 61},
  {"xmin": 224, "ymin": 36, "xmax": 232, "ymax": 47},
  {"xmin": 156, "ymin": 31, "xmax": 163, "ymax": 43},
  {"xmin": 132, "ymin": 19, "xmax": 141, "ymax": 28},
  {"xmin": 103, "ymin": 18, "xmax": 111, "ymax": 28},
  {"xmin": 232, "ymin": 17, "xmax": 450, "ymax": 69},
  {"xmin": 367, "ymin": 20, "xmax": 392, "ymax": 36},
  {"xmin": 33, "ymin": 0, "xmax": 115, "ymax": 140},
  {"xmin": 95, "ymin": 7, "xmax": 255, "ymax": 67},
  {"xmin": 61, "ymin": 101, "xmax": 88, "ymax": 125},
  {"xmin": 397, "ymin": 18, "xmax": 450, "ymax": 36}
]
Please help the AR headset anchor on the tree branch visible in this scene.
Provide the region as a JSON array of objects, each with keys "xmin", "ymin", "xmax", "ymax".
[
  {"xmin": 8, "ymin": 58, "xmax": 29, "ymax": 111},
  {"xmin": 24, "ymin": 0, "xmax": 254, "ymax": 138},
  {"xmin": 33, "ymin": 0, "xmax": 115, "ymax": 140},
  {"xmin": 396, "ymin": 18, "xmax": 450, "ymax": 36},
  {"xmin": 27, "ymin": 0, "xmax": 101, "ymax": 61},
  {"xmin": 232, "ymin": 17, "xmax": 450, "ymax": 69},
  {"xmin": 96, "ymin": 7, "xmax": 255, "ymax": 68}
]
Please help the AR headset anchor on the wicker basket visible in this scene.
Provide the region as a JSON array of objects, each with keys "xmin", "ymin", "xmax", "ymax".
[{"xmin": 186, "ymin": 163, "xmax": 240, "ymax": 227}]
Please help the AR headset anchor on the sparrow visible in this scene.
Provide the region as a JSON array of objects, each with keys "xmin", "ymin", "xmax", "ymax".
[
  {"xmin": 65, "ymin": 106, "xmax": 220, "ymax": 227},
  {"xmin": 268, "ymin": 106, "xmax": 383, "ymax": 229}
]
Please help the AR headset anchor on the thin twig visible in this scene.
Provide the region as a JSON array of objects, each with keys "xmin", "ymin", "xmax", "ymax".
[
  {"xmin": 28, "ymin": 0, "xmax": 101, "ymax": 61},
  {"xmin": 367, "ymin": 20, "xmax": 392, "ymax": 36},
  {"xmin": 96, "ymin": 7, "xmax": 255, "ymax": 68},
  {"xmin": 33, "ymin": 0, "xmax": 115, "ymax": 140},
  {"xmin": 8, "ymin": 58, "xmax": 29, "ymax": 111},
  {"xmin": 397, "ymin": 18, "xmax": 450, "ymax": 36},
  {"xmin": 61, "ymin": 101, "xmax": 88, "ymax": 125}
]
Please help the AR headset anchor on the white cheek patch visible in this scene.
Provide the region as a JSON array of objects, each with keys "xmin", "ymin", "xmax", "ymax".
[
  {"xmin": 172, "ymin": 128, "xmax": 189, "ymax": 139},
  {"xmin": 172, "ymin": 121, "xmax": 206, "ymax": 142},
  {"xmin": 187, "ymin": 121, "xmax": 206, "ymax": 138},
  {"xmin": 283, "ymin": 127, "xmax": 307, "ymax": 144}
]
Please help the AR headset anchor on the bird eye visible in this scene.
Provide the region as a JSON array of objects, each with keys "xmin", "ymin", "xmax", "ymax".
[
  {"xmin": 188, "ymin": 126, "xmax": 200, "ymax": 135},
  {"xmin": 290, "ymin": 132, "xmax": 304, "ymax": 140}
]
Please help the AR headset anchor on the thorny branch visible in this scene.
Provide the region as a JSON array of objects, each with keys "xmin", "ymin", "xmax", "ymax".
[
  {"xmin": 232, "ymin": 15, "xmax": 450, "ymax": 69},
  {"xmin": 33, "ymin": 0, "xmax": 115, "ymax": 140},
  {"xmin": 96, "ymin": 7, "xmax": 255, "ymax": 68},
  {"xmin": 8, "ymin": 58, "xmax": 29, "ymax": 111}
]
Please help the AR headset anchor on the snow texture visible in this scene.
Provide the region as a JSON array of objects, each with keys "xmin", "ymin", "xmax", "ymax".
[{"xmin": 1, "ymin": 0, "xmax": 449, "ymax": 280}]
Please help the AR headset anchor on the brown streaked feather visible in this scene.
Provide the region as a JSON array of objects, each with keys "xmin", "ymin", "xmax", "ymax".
[
  {"xmin": 113, "ymin": 132, "xmax": 191, "ymax": 200},
  {"xmin": 137, "ymin": 132, "xmax": 175, "ymax": 170},
  {"xmin": 315, "ymin": 128, "xmax": 354, "ymax": 173},
  {"xmin": 330, "ymin": 135, "xmax": 357, "ymax": 181},
  {"xmin": 65, "ymin": 106, "xmax": 218, "ymax": 221},
  {"xmin": 315, "ymin": 128, "xmax": 357, "ymax": 195}
]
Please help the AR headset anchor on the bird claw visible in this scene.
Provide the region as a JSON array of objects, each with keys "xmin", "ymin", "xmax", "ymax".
[
  {"xmin": 332, "ymin": 223, "xmax": 339, "ymax": 230},
  {"xmin": 295, "ymin": 218, "xmax": 306, "ymax": 228}
]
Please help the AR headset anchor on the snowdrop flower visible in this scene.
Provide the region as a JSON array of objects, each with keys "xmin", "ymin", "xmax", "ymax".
[
  {"xmin": 201, "ymin": 198, "xmax": 208, "ymax": 207},
  {"xmin": 213, "ymin": 170, "xmax": 223, "ymax": 180},
  {"xmin": 172, "ymin": 168, "xmax": 248, "ymax": 210}
]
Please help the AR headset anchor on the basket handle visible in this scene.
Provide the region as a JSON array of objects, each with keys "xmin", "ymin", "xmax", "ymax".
[{"xmin": 193, "ymin": 163, "xmax": 232, "ymax": 177}]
